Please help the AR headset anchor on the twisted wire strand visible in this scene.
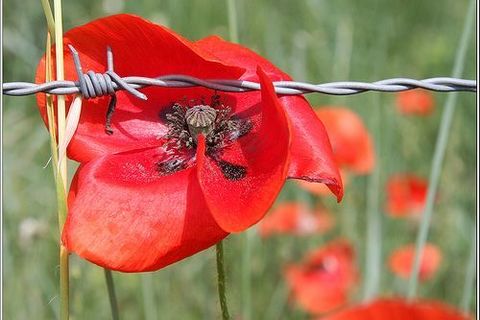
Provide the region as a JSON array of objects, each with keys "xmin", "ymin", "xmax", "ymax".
[
  {"xmin": 3, "ymin": 75, "xmax": 476, "ymax": 97},
  {"xmin": 2, "ymin": 46, "xmax": 477, "ymax": 97}
]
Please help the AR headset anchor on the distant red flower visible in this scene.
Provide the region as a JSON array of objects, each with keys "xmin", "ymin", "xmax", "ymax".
[
  {"xmin": 315, "ymin": 107, "xmax": 375, "ymax": 175},
  {"xmin": 35, "ymin": 14, "xmax": 343, "ymax": 272},
  {"xmin": 285, "ymin": 239, "xmax": 358, "ymax": 315},
  {"xmin": 258, "ymin": 202, "xmax": 334, "ymax": 237},
  {"xmin": 320, "ymin": 298, "xmax": 469, "ymax": 320},
  {"xmin": 386, "ymin": 174, "xmax": 428, "ymax": 217},
  {"xmin": 396, "ymin": 90, "xmax": 435, "ymax": 116},
  {"xmin": 388, "ymin": 243, "xmax": 442, "ymax": 281}
]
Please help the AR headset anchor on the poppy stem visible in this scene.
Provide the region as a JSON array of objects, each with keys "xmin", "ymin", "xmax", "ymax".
[
  {"xmin": 460, "ymin": 226, "xmax": 476, "ymax": 313},
  {"xmin": 216, "ymin": 241, "xmax": 230, "ymax": 320},
  {"xmin": 104, "ymin": 269, "xmax": 120, "ymax": 320},
  {"xmin": 406, "ymin": 0, "xmax": 474, "ymax": 299}
]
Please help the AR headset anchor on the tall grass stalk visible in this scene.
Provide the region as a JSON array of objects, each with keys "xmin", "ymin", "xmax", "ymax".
[
  {"xmin": 406, "ymin": 0, "xmax": 475, "ymax": 299},
  {"xmin": 226, "ymin": 0, "xmax": 239, "ymax": 43},
  {"xmin": 51, "ymin": 0, "xmax": 70, "ymax": 318},
  {"xmin": 53, "ymin": 0, "xmax": 66, "ymax": 191},
  {"xmin": 40, "ymin": 0, "xmax": 55, "ymax": 39},
  {"xmin": 41, "ymin": 0, "xmax": 69, "ymax": 318},
  {"xmin": 141, "ymin": 273, "xmax": 158, "ymax": 320},
  {"xmin": 242, "ymin": 230, "xmax": 253, "ymax": 320},
  {"xmin": 362, "ymin": 96, "xmax": 382, "ymax": 301},
  {"xmin": 361, "ymin": 29, "xmax": 387, "ymax": 302},
  {"xmin": 460, "ymin": 226, "xmax": 476, "ymax": 313}
]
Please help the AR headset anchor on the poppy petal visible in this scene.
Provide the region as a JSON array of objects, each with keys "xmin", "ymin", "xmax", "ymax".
[
  {"xmin": 385, "ymin": 174, "xmax": 428, "ymax": 217},
  {"xmin": 62, "ymin": 146, "xmax": 228, "ymax": 272},
  {"xmin": 396, "ymin": 90, "xmax": 435, "ymax": 116},
  {"xmin": 196, "ymin": 36, "xmax": 343, "ymax": 201},
  {"xmin": 388, "ymin": 243, "xmax": 442, "ymax": 281},
  {"xmin": 320, "ymin": 298, "xmax": 470, "ymax": 320},
  {"xmin": 285, "ymin": 239, "xmax": 358, "ymax": 315},
  {"xmin": 36, "ymin": 14, "xmax": 245, "ymax": 162},
  {"xmin": 259, "ymin": 202, "xmax": 334, "ymax": 237},
  {"xmin": 196, "ymin": 67, "xmax": 290, "ymax": 232}
]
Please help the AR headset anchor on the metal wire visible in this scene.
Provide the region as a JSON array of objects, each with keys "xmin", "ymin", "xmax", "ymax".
[{"xmin": 2, "ymin": 46, "xmax": 477, "ymax": 98}]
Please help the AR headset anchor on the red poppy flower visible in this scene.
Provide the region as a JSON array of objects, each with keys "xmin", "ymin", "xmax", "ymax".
[
  {"xmin": 35, "ymin": 14, "xmax": 342, "ymax": 272},
  {"xmin": 298, "ymin": 169, "xmax": 349, "ymax": 196},
  {"xmin": 314, "ymin": 107, "xmax": 375, "ymax": 175},
  {"xmin": 396, "ymin": 90, "xmax": 435, "ymax": 116},
  {"xmin": 320, "ymin": 298, "xmax": 469, "ymax": 320},
  {"xmin": 388, "ymin": 243, "xmax": 442, "ymax": 281},
  {"xmin": 386, "ymin": 174, "xmax": 428, "ymax": 217},
  {"xmin": 285, "ymin": 239, "xmax": 358, "ymax": 315},
  {"xmin": 258, "ymin": 202, "xmax": 334, "ymax": 237}
]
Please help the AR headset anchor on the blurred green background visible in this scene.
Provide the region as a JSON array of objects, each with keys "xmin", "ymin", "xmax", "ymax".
[{"xmin": 2, "ymin": 0, "xmax": 476, "ymax": 319}]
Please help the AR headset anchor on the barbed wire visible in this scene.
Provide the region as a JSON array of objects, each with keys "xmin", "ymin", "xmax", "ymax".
[
  {"xmin": 2, "ymin": 46, "xmax": 477, "ymax": 99},
  {"xmin": 3, "ymin": 76, "xmax": 476, "ymax": 97}
]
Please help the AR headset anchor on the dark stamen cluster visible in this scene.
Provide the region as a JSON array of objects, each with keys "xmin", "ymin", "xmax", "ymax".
[
  {"xmin": 164, "ymin": 104, "xmax": 194, "ymax": 149},
  {"xmin": 158, "ymin": 95, "xmax": 252, "ymax": 180}
]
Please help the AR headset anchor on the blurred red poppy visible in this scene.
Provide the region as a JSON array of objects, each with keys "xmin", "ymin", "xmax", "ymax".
[
  {"xmin": 388, "ymin": 243, "xmax": 442, "ymax": 281},
  {"xmin": 36, "ymin": 14, "xmax": 343, "ymax": 272},
  {"xmin": 386, "ymin": 174, "xmax": 428, "ymax": 217},
  {"xmin": 396, "ymin": 90, "xmax": 435, "ymax": 116},
  {"xmin": 320, "ymin": 298, "xmax": 469, "ymax": 320},
  {"xmin": 285, "ymin": 239, "xmax": 358, "ymax": 315},
  {"xmin": 315, "ymin": 107, "xmax": 375, "ymax": 175},
  {"xmin": 258, "ymin": 202, "xmax": 334, "ymax": 237}
]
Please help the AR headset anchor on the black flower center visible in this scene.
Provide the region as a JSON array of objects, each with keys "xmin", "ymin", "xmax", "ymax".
[{"xmin": 157, "ymin": 95, "xmax": 252, "ymax": 180}]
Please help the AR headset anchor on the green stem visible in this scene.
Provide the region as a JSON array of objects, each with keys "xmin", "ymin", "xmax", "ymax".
[
  {"xmin": 362, "ymin": 97, "xmax": 382, "ymax": 301},
  {"xmin": 40, "ymin": 0, "xmax": 56, "ymax": 39},
  {"xmin": 460, "ymin": 226, "xmax": 476, "ymax": 313},
  {"xmin": 60, "ymin": 245, "xmax": 69, "ymax": 320},
  {"xmin": 104, "ymin": 269, "xmax": 120, "ymax": 320},
  {"xmin": 406, "ymin": 0, "xmax": 474, "ymax": 299},
  {"xmin": 52, "ymin": 0, "xmax": 69, "ymax": 318},
  {"xmin": 216, "ymin": 241, "xmax": 230, "ymax": 320},
  {"xmin": 225, "ymin": 1, "xmax": 243, "ymax": 318},
  {"xmin": 226, "ymin": 0, "xmax": 239, "ymax": 43}
]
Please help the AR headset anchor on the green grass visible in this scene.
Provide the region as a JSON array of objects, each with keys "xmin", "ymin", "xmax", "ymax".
[{"xmin": 2, "ymin": 0, "xmax": 476, "ymax": 319}]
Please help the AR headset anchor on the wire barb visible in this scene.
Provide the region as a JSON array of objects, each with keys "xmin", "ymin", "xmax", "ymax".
[
  {"xmin": 2, "ymin": 46, "xmax": 477, "ymax": 97},
  {"xmin": 67, "ymin": 45, "xmax": 147, "ymax": 100}
]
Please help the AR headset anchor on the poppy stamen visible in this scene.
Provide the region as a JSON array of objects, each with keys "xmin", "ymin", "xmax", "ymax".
[{"xmin": 159, "ymin": 95, "xmax": 253, "ymax": 179}]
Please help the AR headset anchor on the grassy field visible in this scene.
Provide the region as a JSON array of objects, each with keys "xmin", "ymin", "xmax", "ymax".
[{"xmin": 2, "ymin": 0, "xmax": 476, "ymax": 319}]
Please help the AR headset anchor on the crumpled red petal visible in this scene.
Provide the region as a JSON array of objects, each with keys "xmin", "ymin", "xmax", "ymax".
[
  {"xmin": 196, "ymin": 68, "xmax": 291, "ymax": 232},
  {"xmin": 195, "ymin": 36, "xmax": 343, "ymax": 201},
  {"xmin": 36, "ymin": 14, "xmax": 245, "ymax": 162},
  {"xmin": 62, "ymin": 146, "xmax": 228, "ymax": 272}
]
